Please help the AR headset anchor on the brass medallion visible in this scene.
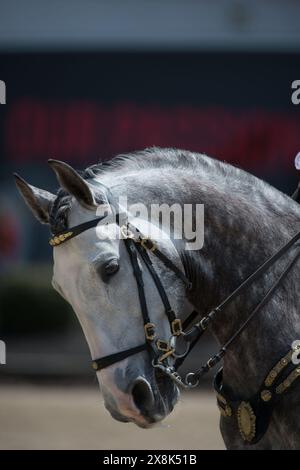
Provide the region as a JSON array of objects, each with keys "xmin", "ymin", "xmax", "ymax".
[
  {"xmin": 237, "ymin": 401, "xmax": 256, "ymax": 443},
  {"xmin": 260, "ymin": 389, "xmax": 272, "ymax": 402}
]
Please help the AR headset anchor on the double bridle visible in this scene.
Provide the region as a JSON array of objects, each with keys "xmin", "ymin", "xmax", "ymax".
[{"xmin": 49, "ymin": 182, "xmax": 300, "ymax": 390}]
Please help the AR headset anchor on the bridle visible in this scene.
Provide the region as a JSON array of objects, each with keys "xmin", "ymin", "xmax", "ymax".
[
  {"xmin": 49, "ymin": 181, "xmax": 300, "ymax": 390},
  {"xmin": 50, "ymin": 182, "xmax": 196, "ymax": 383}
]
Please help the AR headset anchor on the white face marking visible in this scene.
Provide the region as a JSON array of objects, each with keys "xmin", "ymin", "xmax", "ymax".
[{"xmin": 51, "ymin": 197, "xmax": 189, "ymax": 425}]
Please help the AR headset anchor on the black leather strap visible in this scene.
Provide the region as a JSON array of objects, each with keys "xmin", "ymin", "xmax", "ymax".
[
  {"xmin": 49, "ymin": 216, "xmax": 106, "ymax": 246},
  {"xmin": 124, "ymin": 238, "xmax": 151, "ymax": 326},
  {"xmin": 133, "ymin": 233, "xmax": 192, "ymax": 290},
  {"xmin": 135, "ymin": 243, "xmax": 176, "ymax": 324},
  {"xmin": 92, "ymin": 343, "xmax": 147, "ymax": 371},
  {"xmin": 292, "ymin": 182, "xmax": 300, "ymax": 203}
]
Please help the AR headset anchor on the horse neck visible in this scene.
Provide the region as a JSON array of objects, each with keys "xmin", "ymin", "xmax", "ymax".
[{"xmin": 181, "ymin": 175, "xmax": 300, "ymax": 396}]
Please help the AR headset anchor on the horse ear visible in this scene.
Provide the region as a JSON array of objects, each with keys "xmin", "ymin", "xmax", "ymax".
[
  {"xmin": 48, "ymin": 159, "xmax": 96, "ymax": 208},
  {"xmin": 14, "ymin": 173, "xmax": 55, "ymax": 224}
]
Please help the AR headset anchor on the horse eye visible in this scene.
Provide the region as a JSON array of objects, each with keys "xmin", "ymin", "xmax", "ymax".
[{"xmin": 104, "ymin": 259, "xmax": 119, "ymax": 276}]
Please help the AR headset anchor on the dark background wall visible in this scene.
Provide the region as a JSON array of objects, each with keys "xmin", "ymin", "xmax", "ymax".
[{"xmin": 1, "ymin": 50, "xmax": 300, "ymax": 262}]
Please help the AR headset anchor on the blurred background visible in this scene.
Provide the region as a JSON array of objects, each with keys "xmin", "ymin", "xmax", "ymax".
[{"xmin": 0, "ymin": 0, "xmax": 300, "ymax": 450}]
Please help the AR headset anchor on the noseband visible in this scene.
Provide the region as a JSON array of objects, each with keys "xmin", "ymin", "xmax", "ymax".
[{"xmin": 49, "ymin": 182, "xmax": 300, "ymax": 394}]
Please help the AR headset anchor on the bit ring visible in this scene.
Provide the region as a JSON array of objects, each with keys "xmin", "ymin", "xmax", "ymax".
[
  {"xmin": 185, "ymin": 372, "xmax": 200, "ymax": 388},
  {"xmin": 169, "ymin": 334, "xmax": 190, "ymax": 359}
]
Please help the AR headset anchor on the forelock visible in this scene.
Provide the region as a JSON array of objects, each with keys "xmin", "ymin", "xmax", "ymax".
[
  {"xmin": 49, "ymin": 189, "xmax": 72, "ymax": 234},
  {"xmin": 49, "ymin": 177, "xmax": 108, "ymax": 235}
]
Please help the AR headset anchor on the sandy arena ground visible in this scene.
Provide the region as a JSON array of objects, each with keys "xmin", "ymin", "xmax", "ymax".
[{"xmin": 0, "ymin": 385, "xmax": 224, "ymax": 450}]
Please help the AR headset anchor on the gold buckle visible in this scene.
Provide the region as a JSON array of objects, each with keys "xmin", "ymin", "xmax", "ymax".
[
  {"xmin": 139, "ymin": 238, "xmax": 157, "ymax": 252},
  {"xmin": 171, "ymin": 319, "xmax": 182, "ymax": 336},
  {"xmin": 144, "ymin": 323, "xmax": 156, "ymax": 341},
  {"xmin": 120, "ymin": 224, "xmax": 135, "ymax": 239},
  {"xmin": 156, "ymin": 340, "xmax": 170, "ymax": 352}
]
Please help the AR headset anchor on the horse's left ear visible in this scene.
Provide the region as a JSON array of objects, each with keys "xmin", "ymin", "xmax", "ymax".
[
  {"xmin": 14, "ymin": 173, "xmax": 55, "ymax": 224},
  {"xmin": 48, "ymin": 159, "xmax": 96, "ymax": 208}
]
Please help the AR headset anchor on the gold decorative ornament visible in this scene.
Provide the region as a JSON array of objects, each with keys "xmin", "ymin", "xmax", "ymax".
[
  {"xmin": 49, "ymin": 231, "xmax": 73, "ymax": 246},
  {"xmin": 264, "ymin": 350, "xmax": 292, "ymax": 387},
  {"xmin": 139, "ymin": 237, "xmax": 157, "ymax": 252},
  {"xmin": 264, "ymin": 370, "xmax": 278, "ymax": 387},
  {"xmin": 92, "ymin": 361, "xmax": 98, "ymax": 370},
  {"xmin": 260, "ymin": 389, "xmax": 272, "ymax": 402},
  {"xmin": 237, "ymin": 401, "xmax": 256, "ymax": 443},
  {"xmin": 276, "ymin": 367, "xmax": 300, "ymax": 394}
]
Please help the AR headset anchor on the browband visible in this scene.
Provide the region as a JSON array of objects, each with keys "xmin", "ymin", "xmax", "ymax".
[{"xmin": 49, "ymin": 217, "xmax": 105, "ymax": 246}]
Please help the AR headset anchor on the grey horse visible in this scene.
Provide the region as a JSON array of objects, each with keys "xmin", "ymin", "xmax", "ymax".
[{"xmin": 15, "ymin": 147, "xmax": 300, "ymax": 449}]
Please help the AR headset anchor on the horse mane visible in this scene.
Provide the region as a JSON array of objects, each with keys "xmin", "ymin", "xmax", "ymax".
[
  {"xmin": 48, "ymin": 146, "xmax": 291, "ymax": 235},
  {"xmin": 81, "ymin": 146, "xmax": 234, "ymax": 178},
  {"xmin": 49, "ymin": 147, "xmax": 211, "ymax": 233}
]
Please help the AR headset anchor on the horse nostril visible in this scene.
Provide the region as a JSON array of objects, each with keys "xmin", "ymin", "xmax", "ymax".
[
  {"xmin": 104, "ymin": 259, "xmax": 119, "ymax": 276},
  {"xmin": 131, "ymin": 378, "xmax": 154, "ymax": 414}
]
